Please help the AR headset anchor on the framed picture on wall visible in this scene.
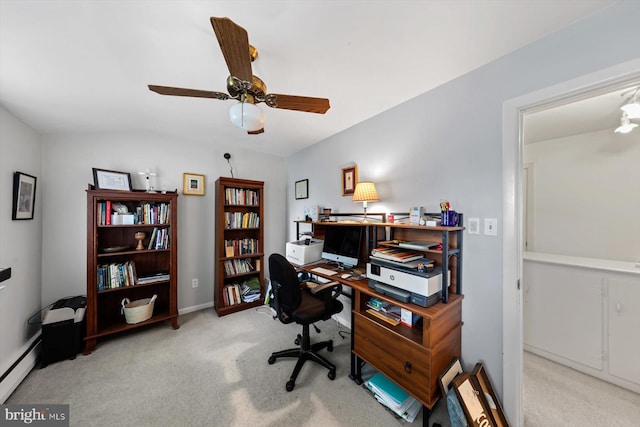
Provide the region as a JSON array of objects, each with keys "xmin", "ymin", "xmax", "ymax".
[
  {"xmin": 341, "ymin": 165, "xmax": 358, "ymax": 196},
  {"xmin": 295, "ymin": 179, "xmax": 309, "ymax": 200},
  {"xmin": 183, "ymin": 172, "xmax": 205, "ymax": 196},
  {"xmin": 12, "ymin": 171, "xmax": 37, "ymax": 220}
]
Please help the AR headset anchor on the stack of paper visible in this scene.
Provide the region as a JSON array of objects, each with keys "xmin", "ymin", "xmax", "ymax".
[{"xmin": 365, "ymin": 373, "xmax": 422, "ymax": 422}]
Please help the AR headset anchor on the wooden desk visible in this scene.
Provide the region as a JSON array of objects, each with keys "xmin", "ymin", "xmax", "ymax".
[{"xmin": 301, "ymin": 262, "xmax": 463, "ymax": 422}]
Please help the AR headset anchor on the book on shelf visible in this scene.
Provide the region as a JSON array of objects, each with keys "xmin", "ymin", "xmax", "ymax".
[
  {"xmin": 136, "ymin": 272, "xmax": 170, "ymax": 284},
  {"xmin": 397, "ymin": 240, "xmax": 439, "ymax": 251},
  {"xmin": 370, "ymin": 247, "xmax": 423, "ymax": 263},
  {"xmin": 366, "ymin": 308, "xmax": 400, "ymax": 326},
  {"xmin": 225, "ymin": 188, "xmax": 260, "ymax": 206}
]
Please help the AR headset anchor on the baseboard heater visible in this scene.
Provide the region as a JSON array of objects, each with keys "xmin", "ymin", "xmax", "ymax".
[{"xmin": 1, "ymin": 334, "xmax": 41, "ymax": 402}]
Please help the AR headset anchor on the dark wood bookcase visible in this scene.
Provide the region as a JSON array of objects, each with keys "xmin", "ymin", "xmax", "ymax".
[
  {"xmin": 214, "ymin": 177, "xmax": 265, "ymax": 316},
  {"xmin": 85, "ymin": 187, "xmax": 179, "ymax": 353}
]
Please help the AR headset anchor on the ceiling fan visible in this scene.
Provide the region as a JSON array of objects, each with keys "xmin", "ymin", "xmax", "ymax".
[{"xmin": 148, "ymin": 17, "xmax": 330, "ymax": 135}]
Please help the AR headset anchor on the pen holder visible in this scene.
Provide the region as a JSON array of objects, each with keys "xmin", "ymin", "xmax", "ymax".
[{"xmin": 441, "ymin": 210, "xmax": 459, "ymax": 226}]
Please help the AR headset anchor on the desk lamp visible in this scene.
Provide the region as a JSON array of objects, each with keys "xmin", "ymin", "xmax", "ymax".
[{"xmin": 352, "ymin": 182, "xmax": 379, "ymax": 222}]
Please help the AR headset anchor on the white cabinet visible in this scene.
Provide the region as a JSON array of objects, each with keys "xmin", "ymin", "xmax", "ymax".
[
  {"xmin": 524, "ymin": 262, "xmax": 603, "ymax": 370},
  {"xmin": 608, "ymin": 278, "xmax": 640, "ymax": 385},
  {"xmin": 523, "ymin": 253, "xmax": 640, "ymax": 393}
]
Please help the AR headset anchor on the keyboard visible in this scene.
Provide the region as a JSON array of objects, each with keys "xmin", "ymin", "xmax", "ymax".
[{"xmin": 310, "ymin": 266, "xmax": 337, "ymax": 276}]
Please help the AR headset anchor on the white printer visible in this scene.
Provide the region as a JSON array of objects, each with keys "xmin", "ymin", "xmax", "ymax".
[
  {"xmin": 285, "ymin": 239, "xmax": 323, "ymax": 266},
  {"xmin": 366, "ymin": 257, "xmax": 448, "ymax": 307}
]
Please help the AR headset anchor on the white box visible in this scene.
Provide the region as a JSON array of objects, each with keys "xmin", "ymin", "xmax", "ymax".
[
  {"xmin": 111, "ymin": 213, "xmax": 135, "ymax": 225},
  {"xmin": 286, "ymin": 239, "xmax": 323, "ymax": 266}
]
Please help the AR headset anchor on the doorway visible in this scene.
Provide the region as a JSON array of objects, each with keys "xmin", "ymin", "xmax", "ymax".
[{"xmin": 501, "ymin": 59, "xmax": 640, "ymax": 425}]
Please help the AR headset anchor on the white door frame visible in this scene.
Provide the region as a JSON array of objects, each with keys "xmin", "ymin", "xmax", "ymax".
[{"xmin": 501, "ymin": 59, "xmax": 640, "ymax": 426}]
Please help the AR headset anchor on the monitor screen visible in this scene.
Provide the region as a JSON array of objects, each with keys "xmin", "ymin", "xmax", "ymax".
[{"xmin": 321, "ymin": 226, "xmax": 363, "ymax": 268}]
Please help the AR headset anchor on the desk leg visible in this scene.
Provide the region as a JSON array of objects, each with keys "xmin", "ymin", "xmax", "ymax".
[
  {"xmin": 423, "ymin": 406, "xmax": 431, "ymax": 427},
  {"xmin": 348, "ymin": 306, "xmax": 364, "ymax": 384}
]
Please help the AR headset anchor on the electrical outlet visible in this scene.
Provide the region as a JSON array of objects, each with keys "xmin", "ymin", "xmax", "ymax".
[
  {"xmin": 192, "ymin": 278, "xmax": 199, "ymax": 288},
  {"xmin": 468, "ymin": 218, "xmax": 480, "ymax": 235},
  {"xmin": 484, "ymin": 218, "xmax": 498, "ymax": 236}
]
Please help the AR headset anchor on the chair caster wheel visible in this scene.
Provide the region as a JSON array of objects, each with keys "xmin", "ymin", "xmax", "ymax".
[
  {"xmin": 268, "ymin": 356, "xmax": 275, "ymax": 364},
  {"xmin": 328, "ymin": 369, "xmax": 336, "ymax": 380},
  {"xmin": 294, "ymin": 338, "xmax": 300, "ymax": 345},
  {"xmin": 286, "ymin": 380, "xmax": 295, "ymax": 391},
  {"xmin": 327, "ymin": 342, "xmax": 334, "ymax": 352}
]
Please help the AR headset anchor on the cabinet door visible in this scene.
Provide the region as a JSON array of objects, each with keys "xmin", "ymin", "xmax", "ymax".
[
  {"xmin": 608, "ymin": 278, "xmax": 640, "ymax": 385},
  {"xmin": 523, "ymin": 262, "xmax": 603, "ymax": 370}
]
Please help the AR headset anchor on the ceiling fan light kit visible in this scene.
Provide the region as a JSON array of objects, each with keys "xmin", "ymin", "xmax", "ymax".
[
  {"xmin": 614, "ymin": 113, "xmax": 638, "ymax": 134},
  {"xmin": 148, "ymin": 16, "xmax": 330, "ymax": 135},
  {"xmin": 229, "ymin": 101, "xmax": 265, "ymax": 132}
]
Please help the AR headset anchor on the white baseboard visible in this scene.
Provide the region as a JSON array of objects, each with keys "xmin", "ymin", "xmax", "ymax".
[
  {"xmin": 178, "ymin": 301, "xmax": 214, "ymax": 315},
  {"xmin": 1, "ymin": 334, "xmax": 41, "ymax": 403}
]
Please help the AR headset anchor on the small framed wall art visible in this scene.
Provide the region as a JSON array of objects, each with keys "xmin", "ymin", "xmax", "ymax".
[
  {"xmin": 92, "ymin": 168, "xmax": 132, "ymax": 191},
  {"xmin": 341, "ymin": 165, "xmax": 358, "ymax": 196},
  {"xmin": 12, "ymin": 171, "xmax": 37, "ymax": 220},
  {"xmin": 183, "ymin": 173, "xmax": 205, "ymax": 196},
  {"xmin": 295, "ymin": 179, "xmax": 309, "ymax": 200}
]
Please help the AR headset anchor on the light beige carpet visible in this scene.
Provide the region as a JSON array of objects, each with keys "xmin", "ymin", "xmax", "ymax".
[
  {"xmin": 7, "ymin": 307, "xmax": 450, "ymax": 426},
  {"xmin": 523, "ymin": 351, "xmax": 640, "ymax": 426}
]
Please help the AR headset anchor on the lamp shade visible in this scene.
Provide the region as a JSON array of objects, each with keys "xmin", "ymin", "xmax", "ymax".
[
  {"xmin": 229, "ymin": 102, "xmax": 265, "ymax": 132},
  {"xmin": 352, "ymin": 182, "xmax": 379, "ymax": 202}
]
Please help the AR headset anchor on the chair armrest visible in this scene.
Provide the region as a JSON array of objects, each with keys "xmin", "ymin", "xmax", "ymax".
[{"xmin": 307, "ymin": 281, "xmax": 342, "ymax": 299}]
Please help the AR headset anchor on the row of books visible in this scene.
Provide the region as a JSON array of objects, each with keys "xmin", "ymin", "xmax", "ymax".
[
  {"xmin": 224, "ymin": 188, "xmax": 259, "ymax": 206},
  {"xmin": 147, "ymin": 227, "xmax": 170, "ymax": 250},
  {"xmin": 222, "ymin": 277, "xmax": 261, "ymax": 306},
  {"xmin": 223, "ymin": 258, "xmax": 259, "ymax": 276},
  {"xmin": 365, "ymin": 372, "xmax": 421, "ymax": 422},
  {"xmin": 96, "ymin": 201, "xmax": 170, "ymax": 226},
  {"xmin": 365, "ymin": 299, "xmax": 402, "ymax": 326},
  {"xmin": 224, "ymin": 238, "xmax": 260, "ymax": 257},
  {"xmin": 97, "ymin": 261, "xmax": 169, "ymax": 290},
  {"xmin": 224, "ymin": 212, "xmax": 260, "ymax": 229}
]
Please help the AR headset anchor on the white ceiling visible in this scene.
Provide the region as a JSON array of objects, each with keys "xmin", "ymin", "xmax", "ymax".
[{"xmin": 0, "ymin": 0, "xmax": 619, "ymax": 156}]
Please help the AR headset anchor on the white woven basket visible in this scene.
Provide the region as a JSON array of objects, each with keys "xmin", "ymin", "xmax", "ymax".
[{"xmin": 121, "ymin": 294, "xmax": 157, "ymax": 324}]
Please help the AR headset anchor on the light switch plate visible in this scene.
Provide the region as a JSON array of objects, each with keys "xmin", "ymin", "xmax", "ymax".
[
  {"xmin": 484, "ymin": 218, "xmax": 498, "ymax": 236},
  {"xmin": 468, "ymin": 218, "xmax": 480, "ymax": 235}
]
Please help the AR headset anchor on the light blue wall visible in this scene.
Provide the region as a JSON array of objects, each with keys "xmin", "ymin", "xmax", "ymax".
[
  {"xmin": 286, "ymin": 0, "xmax": 640, "ymax": 403},
  {"xmin": 0, "ymin": 107, "xmax": 43, "ymax": 399},
  {"xmin": 40, "ymin": 132, "xmax": 287, "ymax": 309}
]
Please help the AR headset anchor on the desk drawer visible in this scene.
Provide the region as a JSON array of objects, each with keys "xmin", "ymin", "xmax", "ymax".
[
  {"xmin": 354, "ymin": 313, "xmax": 462, "ymax": 408},
  {"xmin": 354, "ymin": 313, "xmax": 432, "ymax": 405}
]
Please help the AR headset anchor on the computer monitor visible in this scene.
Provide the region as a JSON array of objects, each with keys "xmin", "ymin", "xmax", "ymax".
[{"xmin": 321, "ymin": 226, "xmax": 363, "ymax": 268}]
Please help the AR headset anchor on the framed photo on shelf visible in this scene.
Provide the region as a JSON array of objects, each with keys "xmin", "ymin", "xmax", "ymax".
[
  {"xmin": 341, "ymin": 165, "xmax": 358, "ymax": 196},
  {"xmin": 295, "ymin": 179, "xmax": 309, "ymax": 200},
  {"xmin": 12, "ymin": 171, "xmax": 37, "ymax": 220},
  {"xmin": 92, "ymin": 168, "xmax": 132, "ymax": 191},
  {"xmin": 183, "ymin": 172, "xmax": 205, "ymax": 196}
]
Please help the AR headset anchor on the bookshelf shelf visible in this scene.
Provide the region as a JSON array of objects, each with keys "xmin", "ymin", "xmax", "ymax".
[
  {"xmin": 85, "ymin": 188, "xmax": 179, "ymax": 353},
  {"xmin": 215, "ymin": 177, "xmax": 265, "ymax": 316}
]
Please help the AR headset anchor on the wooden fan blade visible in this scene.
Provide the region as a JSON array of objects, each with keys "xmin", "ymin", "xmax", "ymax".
[
  {"xmin": 148, "ymin": 85, "xmax": 229, "ymax": 100},
  {"xmin": 248, "ymin": 128, "xmax": 264, "ymax": 135},
  {"xmin": 265, "ymin": 94, "xmax": 330, "ymax": 114},
  {"xmin": 210, "ymin": 17, "xmax": 253, "ymax": 83}
]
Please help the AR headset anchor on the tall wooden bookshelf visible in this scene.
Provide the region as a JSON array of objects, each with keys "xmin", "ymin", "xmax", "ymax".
[
  {"xmin": 85, "ymin": 187, "xmax": 179, "ymax": 353},
  {"xmin": 214, "ymin": 177, "xmax": 265, "ymax": 316}
]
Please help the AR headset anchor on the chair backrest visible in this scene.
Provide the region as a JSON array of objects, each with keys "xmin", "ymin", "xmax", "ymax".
[{"xmin": 268, "ymin": 254, "xmax": 302, "ymax": 318}]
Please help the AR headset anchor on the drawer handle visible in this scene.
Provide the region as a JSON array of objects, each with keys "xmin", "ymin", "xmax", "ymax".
[{"xmin": 404, "ymin": 361, "xmax": 412, "ymax": 374}]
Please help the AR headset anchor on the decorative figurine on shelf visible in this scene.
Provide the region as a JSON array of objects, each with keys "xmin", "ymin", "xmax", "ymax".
[
  {"xmin": 138, "ymin": 169, "xmax": 157, "ymax": 193},
  {"xmin": 134, "ymin": 232, "xmax": 146, "ymax": 250}
]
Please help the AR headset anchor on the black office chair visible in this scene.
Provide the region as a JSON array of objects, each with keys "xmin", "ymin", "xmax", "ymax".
[{"xmin": 267, "ymin": 253, "xmax": 343, "ymax": 391}]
